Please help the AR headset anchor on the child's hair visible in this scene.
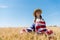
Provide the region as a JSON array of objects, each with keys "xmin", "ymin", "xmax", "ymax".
[{"xmin": 33, "ymin": 9, "xmax": 42, "ymax": 22}]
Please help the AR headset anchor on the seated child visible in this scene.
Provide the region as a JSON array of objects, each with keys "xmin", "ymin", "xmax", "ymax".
[{"xmin": 20, "ymin": 9, "xmax": 53, "ymax": 38}]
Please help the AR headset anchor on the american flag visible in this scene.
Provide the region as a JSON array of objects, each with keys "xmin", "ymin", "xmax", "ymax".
[
  {"xmin": 35, "ymin": 18, "xmax": 46, "ymax": 32},
  {"xmin": 35, "ymin": 18, "xmax": 53, "ymax": 35},
  {"xmin": 20, "ymin": 18, "xmax": 53, "ymax": 35}
]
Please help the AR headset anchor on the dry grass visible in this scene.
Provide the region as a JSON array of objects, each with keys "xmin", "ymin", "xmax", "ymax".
[{"xmin": 0, "ymin": 27, "xmax": 60, "ymax": 40}]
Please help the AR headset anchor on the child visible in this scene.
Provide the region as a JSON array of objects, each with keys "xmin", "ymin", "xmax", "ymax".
[
  {"xmin": 26, "ymin": 9, "xmax": 46, "ymax": 33},
  {"xmin": 20, "ymin": 9, "xmax": 53, "ymax": 39}
]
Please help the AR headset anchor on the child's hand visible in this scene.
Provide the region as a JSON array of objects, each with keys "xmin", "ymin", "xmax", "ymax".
[{"xmin": 20, "ymin": 29, "xmax": 27, "ymax": 34}]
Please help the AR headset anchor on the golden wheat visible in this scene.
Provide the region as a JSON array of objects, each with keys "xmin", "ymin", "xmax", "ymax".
[{"xmin": 0, "ymin": 27, "xmax": 60, "ymax": 40}]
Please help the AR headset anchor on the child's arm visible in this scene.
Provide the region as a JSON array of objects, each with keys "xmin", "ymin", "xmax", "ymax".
[{"xmin": 27, "ymin": 19, "xmax": 35, "ymax": 32}]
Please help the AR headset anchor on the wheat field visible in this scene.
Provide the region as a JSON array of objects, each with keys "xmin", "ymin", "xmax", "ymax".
[{"xmin": 0, "ymin": 27, "xmax": 60, "ymax": 40}]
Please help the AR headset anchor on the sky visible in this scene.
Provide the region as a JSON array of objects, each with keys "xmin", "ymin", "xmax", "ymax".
[{"xmin": 0, "ymin": 0, "xmax": 60, "ymax": 27}]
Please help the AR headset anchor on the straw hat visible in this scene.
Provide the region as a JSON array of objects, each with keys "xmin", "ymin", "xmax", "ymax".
[{"xmin": 33, "ymin": 9, "xmax": 42, "ymax": 17}]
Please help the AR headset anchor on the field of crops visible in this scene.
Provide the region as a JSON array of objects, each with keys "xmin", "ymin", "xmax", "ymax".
[{"xmin": 0, "ymin": 27, "xmax": 60, "ymax": 40}]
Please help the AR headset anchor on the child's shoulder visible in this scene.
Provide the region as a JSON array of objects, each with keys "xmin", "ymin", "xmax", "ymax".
[{"xmin": 41, "ymin": 18, "xmax": 45, "ymax": 21}]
